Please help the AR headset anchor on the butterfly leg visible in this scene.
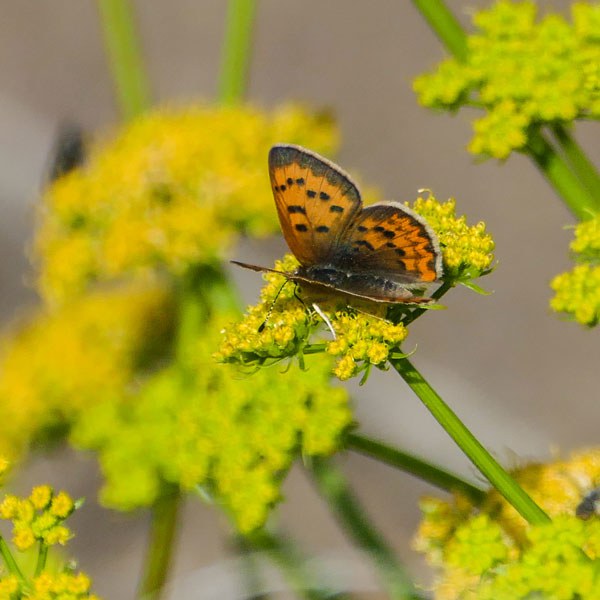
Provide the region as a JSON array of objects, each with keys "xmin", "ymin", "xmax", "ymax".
[{"xmin": 311, "ymin": 302, "xmax": 336, "ymax": 340}]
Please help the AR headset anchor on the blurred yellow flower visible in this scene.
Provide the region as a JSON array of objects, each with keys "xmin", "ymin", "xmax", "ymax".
[{"xmin": 36, "ymin": 104, "xmax": 338, "ymax": 304}]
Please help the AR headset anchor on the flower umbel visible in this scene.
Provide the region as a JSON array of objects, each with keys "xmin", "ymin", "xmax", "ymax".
[
  {"xmin": 551, "ymin": 214, "xmax": 600, "ymax": 326},
  {"xmin": 414, "ymin": 0, "xmax": 600, "ymax": 159},
  {"xmin": 36, "ymin": 104, "xmax": 338, "ymax": 304},
  {"xmin": 414, "ymin": 448, "xmax": 600, "ymax": 599}
]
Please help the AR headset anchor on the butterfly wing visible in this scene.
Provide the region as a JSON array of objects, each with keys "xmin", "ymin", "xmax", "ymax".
[
  {"xmin": 269, "ymin": 144, "xmax": 363, "ymax": 266},
  {"xmin": 337, "ymin": 201, "xmax": 443, "ymax": 285}
]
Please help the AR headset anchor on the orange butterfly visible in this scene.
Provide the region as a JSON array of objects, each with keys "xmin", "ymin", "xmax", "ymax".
[{"xmin": 233, "ymin": 144, "xmax": 443, "ymax": 304}]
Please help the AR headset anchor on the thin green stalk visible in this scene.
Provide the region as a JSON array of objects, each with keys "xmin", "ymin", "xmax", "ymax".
[
  {"xmin": 247, "ymin": 530, "xmax": 349, "ymax": 600},
  {"xmin": 309, "ymin": 458, "xmax": 427, "ymax": 600},
  {"xmin": 552, "ymin": 124, "xmax": 600, "ymax": 212},
  {"xmin": 96, "ymin": 0, "xmax": 151, "ymax": 120},
  {"xmin": 34, "ymin": 542, "xmax": 48, "ymax": 577},
  {"xmin": 527, "ymin": 131, "xmax": 599, "ymax": 220},
  {"xmin": 0, "ymin": 536, "xmax": 27, "ymax": 587},
  {"xmin": 347, "ymin": 433, "xmax": 486, "ymax": 505},
  {"xmin": 219, "ymin": 0, "xmax": 257, "ymax": 104},
  {"xmin": 411, "ymin": 0, "xmax": 468, "ymax": 60},
  {"xmin": 390, "ymin": 356, "xmax": 549, "ymax": 525},
  {"xmin": 138, "ymin": 488, "xmax": 181, "ymax": 599}
]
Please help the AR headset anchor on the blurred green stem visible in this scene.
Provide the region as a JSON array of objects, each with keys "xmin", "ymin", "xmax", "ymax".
[
  {"xmin": 138, "ymin": 487, "xmax": 181, "ymax": 599},
  {"xmin": 34, "ymin": 542, "xmax": 48, "ymax": 577},
  {"xmin": 0, "ymin": 536, "xmax": 27, "ymax": 587},
  {"xmin": 97, "ymin": 0, "xmax": 151, "ymax": 120},
  {"xmin": 219, "ymin": 0, "xmax": 257, "ymax": 104},
  {"xmin": 551, "ymin": 124, "xmax": 600, "ymax": 214},
  {"xmin": 411, "ymin": 0, "xmax": 468, "ymax": 60},
  {"xmin": 527, "ymin": 131, "xmax": 599, "ymax": 220},
  {"xmin": 390, "ymin": 356, "xmax": 550, "ymax": 525},
  {"xmin": 246, "ymin": 530, "xmax": 349, "ymax": 600},
  {"xmin": 309, "ymin": 458, "xmax": 426, "ymax": 600},
  {"xmin": 347, "ymin": 433, "xmax": 486, "ymax": 505}
]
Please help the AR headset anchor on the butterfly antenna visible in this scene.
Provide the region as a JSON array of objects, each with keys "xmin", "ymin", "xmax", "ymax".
[
  {"xmin": 258, "ymin": 280, "xmax": 290, "ymax": 332},
  {"xmin": 311, "ymin": 303, "xmax": 337, "ymax": 340}
]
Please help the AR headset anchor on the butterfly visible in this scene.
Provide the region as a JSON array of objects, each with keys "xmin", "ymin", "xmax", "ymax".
[{"xmin": 232, "ymin": 144, "xmax": 443, "ymax": 305}]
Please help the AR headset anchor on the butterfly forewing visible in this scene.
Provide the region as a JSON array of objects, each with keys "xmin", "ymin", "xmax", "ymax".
[
  {"xmin": 269, "ymin": 145, "xmax": 362, "ymax": 266},
  {"xmin": 340, "ymin": 202, "xmax": 443, "ymax": 284}
]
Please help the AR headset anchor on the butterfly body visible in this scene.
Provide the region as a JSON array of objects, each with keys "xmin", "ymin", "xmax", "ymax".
[{"xmin": 234, "ymin": 144, "xmax": 443, "ymax": 305}]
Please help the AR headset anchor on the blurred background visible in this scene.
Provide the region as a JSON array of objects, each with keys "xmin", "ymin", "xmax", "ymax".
[{"xmin": 1, "ymin": 1, "xmax": 598, "ymax": 597}]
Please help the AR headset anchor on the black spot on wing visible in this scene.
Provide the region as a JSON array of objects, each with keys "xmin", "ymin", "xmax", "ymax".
[
  {"xmin": 307, "ymin": 190, "xmax": 316, "ymax": 198},
  {"xmin": 330, "ymin": 205, "xmax": 344, "ymax": 213},
  {"xmin": 296, "ymin": 178, "xmax": 305, "ymax": 185},
  {"xmin": 316, "ymin": 225, "xmax": 330, "ymax": 233},
  {"xmin": 287, "ymin": 205, "xmax": 306, "ymax": 214},
  {"xmin": 295, "ymin": 224, "xmax": 308, "ymax": 232},
  {"xmin": 354, "ymin": 240, "xmax": 375, "ymax": 251},
  {"xmin": 319, "ymin": 192, "xmax": 330, "ymax": 200}
]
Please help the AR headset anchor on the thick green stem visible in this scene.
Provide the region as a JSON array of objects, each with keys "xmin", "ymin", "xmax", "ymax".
[
  {"xmin": 411, "ymin": 0, "xmax": 468, "ymax": 60},
  {"xmin": 552, "ymin": 124, "xmax": 600, "ymax": 214},
  {"xmin": 0, "ymin": 536, "xmax": 27, "ymax": 587},
  {"xmin": 138, "ymin": 488, "xmax": 181, "ymax": 599},
  {"xmin": 309, "ymin": 458, "xmax": 426, "ymax": 600},
  {"xmin": 219, "ymin": 0, "xmax": 257, "ymax": 104},
  {"xmin": 96, "ymin": 0, "xmax": 152, "ymax": 120},
  {"xmin": 34, "ymin": 542, "xmax": 48, "ymax": 577},
  {"xmin": 390, "ymin": 356, "xmax": 549, "ymax": 525},
  {"xmin": 247, "ymin": 530, "xmax": 348, "ymax": 600},
  {"xmin": 527, "ymin": 131, "xmax": 599, "ymax": 220},
  {"xmin": 347, "ymin": 433, "xmax": 486, "ymax": 505}
]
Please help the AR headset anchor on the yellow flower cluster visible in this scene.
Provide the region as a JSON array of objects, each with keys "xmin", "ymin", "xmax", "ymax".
[
  {"xmin": 0, "ymin": 573, "xmax": 99, "ymax": 600},
  {"xmin": 72, "ymin": 313, "xmax": 351, "ymax": 533},
  {"xmin": 0, "ymin": 487, "xmax": 74, "ymax": 551},
  {"xmin": 551, "ymin": 215, "xmax": 600, "ymax": 326},
  {"xmin": 414, "ymin": 448, "xmax": 600, "ymax": 599},
  {"xmin": 326, "ymin": 312, "xmax": 408, "ymax": 380},
  {"xmin": 411, "ymin": 195, "xmax": 495, "ymax": 279},
  {"xmin": 0, "ymin": 283, "xmax": 174, "ymax": 459},
  {"xmin": 414, "ymin": 1, "xmax": 600, "ymax": 159},
  {"xmin": 36, "ymin": 104, "xmax": 338, "ymax": 304}
]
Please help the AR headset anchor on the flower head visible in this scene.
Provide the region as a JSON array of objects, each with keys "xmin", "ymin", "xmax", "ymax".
[
  {"xmin": 551, "ymin": 215, "xmax": 600, "ymax": 327},
  {"xmin": 36, "ymin": 104, "xmax": 338, "ymax": 304},
  {"xmin": 414, "ymin": 448, "xmax": 600, "ymax": 599},
  {"xmin": 414, "ymin": 0, "xmax": 600, "ymax": 159},
  {"xmin": 71, "ymin": 312, "xmax": 351, "ymax": 533}
]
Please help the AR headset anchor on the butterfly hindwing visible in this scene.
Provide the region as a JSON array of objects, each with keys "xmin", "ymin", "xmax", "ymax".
[
  {"xmin": 339, "ymin": 201, "xmax": 443, "ymax": 284},
  {"xmin": 269, "ymin": 145, "xmax": 363, "ymax": 266}
]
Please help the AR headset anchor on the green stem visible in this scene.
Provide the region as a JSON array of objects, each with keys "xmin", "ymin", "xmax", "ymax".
[
  {"xmin": 0, "ymin": 536, "xmax": 27, "ymax": 587},
  {"xmin": 96, "ymin": 0, "xmax": 151, "ymax": 120},
  {"xmin": 247, "ymin": 530, "xmax": 348, "ymax": 600},
  {"xmin": 527, "ymin": 131, "xmax": 599, "ymax": 220},
  {"xmin": 34, "ymin": 542, "xmax": 48, "ymax": 577},
  {"xmin": 552, "ymin": 124, "xmax": 600, "ymax": 213},
  {"xmin": 138, "ymin": 488, "xmax": 181, "ymax": 599},
  {"xmin": 309, "ymin": 458, "xmax": 426, "ymax": 600},
  {"xmin": 218, "ymin": 0, "xmax": 257, "ymax": 104},
  {"xmin": 390, "ymin": 356, "xmax": 549, "ymax": 525},
  {"xmin": 411, "ymin": 0, "xmax": 468, "ymax": 60},
  {"xmin": 347, "ymin": 433, "xmax": 486, "ymax": 505}
]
